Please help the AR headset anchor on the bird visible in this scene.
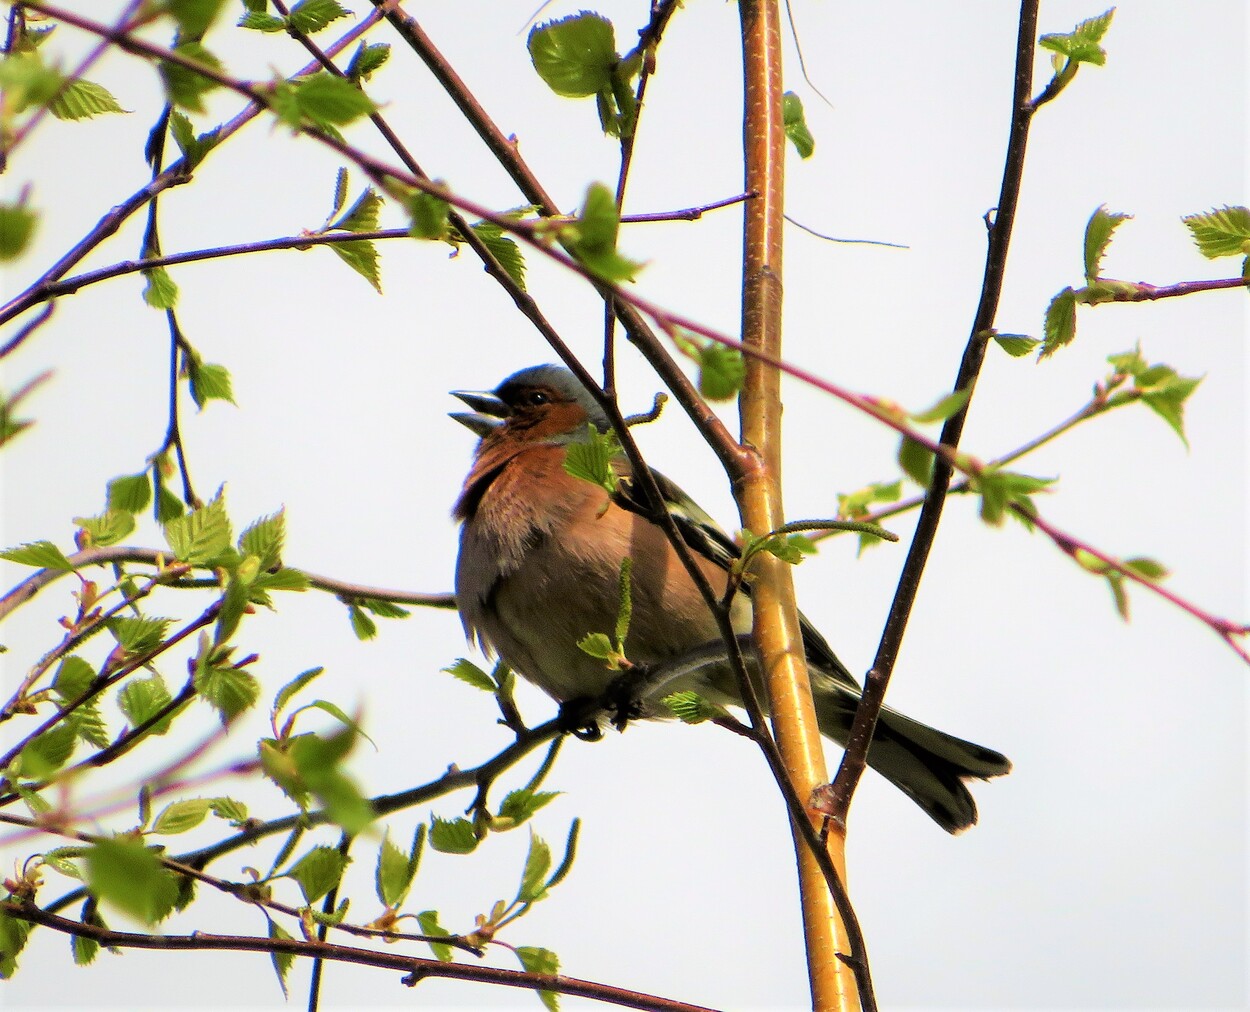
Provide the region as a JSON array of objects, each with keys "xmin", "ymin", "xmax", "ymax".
[{"xmin": 451, "ymin": 364, "xmax": 1011, "ymax": 833}]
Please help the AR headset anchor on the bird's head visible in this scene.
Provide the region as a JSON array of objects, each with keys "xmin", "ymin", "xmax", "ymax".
[{"xmin": 450, "ymin": 365, "xmax": 610, "ymax": 446}]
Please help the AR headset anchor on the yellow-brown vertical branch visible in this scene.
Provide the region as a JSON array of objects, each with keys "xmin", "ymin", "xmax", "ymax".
[{"xmin": 735, "ymin": 2, "xmax": 858, "ymax": 1010}]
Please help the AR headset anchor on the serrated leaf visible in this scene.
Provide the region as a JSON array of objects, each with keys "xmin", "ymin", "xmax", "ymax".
[
  {"xmin": 468, "ymin": 221, "xmax": 527, "ymax": 290},
  {"xmin": 156, "ymin": 483, "xmax": 185, "ymax": 523},
  {"xmin": 897, "ymin": 436, "xmax": 934, "ymax": 487},
  {"xmin": 1083, "ymin": 205, "xmax": 1131, "ymax": 280},
  {"xmin": 348, "ymin": 604, "xmax": 377, "ymax": 640},
  {"xmin": 1182, "ymin": 206, "xmax": 1250, "ymax": 259},
  {"xmin": 408, "ymin": 188, "xmax": 450, "ymax": 240},
  {"xmin": 0, "ymin": 909, "xmax": 31, "ymax": 979},
  {"xmin": 53, "ymin": 656, "xmax": 95, "ymax": 700},
  {"xmin": 239, "ymin": 509, "xmax": 285, "ymax": 570},
  {"xmin": 357, "ymin": 597, "xmax": 410, "ymax": 619},
  {"xmin": 159, "ymin": 41, "xmax": 223, "ymax": 114},
  {"xmin": 107, "ymin": 472, "xmax": 152, "ymax": 514},
  {"xmin": 1039, "ymin": 8, "xmax": 1115, "ymax": 66},
  {"xmin": 416, "ymin": 910, "xmax": 454, "ymax": 962},
  {"xmin": 254, "ymin": 568, "xmax": 309, "ymax": 593},
  {"xmin": 268, "ymin": 919, "xmax": 295, "ymax": 998},
  {"xmin": 695, "ymin": 343, "xmax": 744, "ymax": 401},
  {"xmin": 837, "ymin": 480, "xmax": 902, "ymax": 519},
  {"xmin": 1, "ymin": 540, "xmax": 73, "ymax": 570},
  {"xmin": 498, "ymin": 789, "xmax": 560, "ymax": 827},
  {"xmin": 441, "ymin": 658, "xmax": 496, "ymax": 692},
  {"xmin": 196, "ymin": 663, "xmax": 260, "ymax": 722},
  {"xmin": 274, "ymin": 72, "xmax": 376, "ymax": 129},
  {"xmin": 662, "ymin": 690, "xmax": 726, "ymax": 724},
  {"xmin": 516, "ymin": 831, "xmax": 552, "ymax": 903},
  {"xmin": 328, "ymin": 238, "xmax": 381, "ymax": 292},
  {"xmin": 516, "ymin": 946, "xmax": 561, "ymax": 1011},
  {"xmin": 331, "ymin": 187, "xmax": 381, "ymax": 233},
  {"xmin": 72, "ymin": 931, "xmax": 99, "ymax": 967},
  {"xmin": 0, "ymin": 200, "xmax": 38, "ymax": 261},
  {"xmin": 563, "ymin": 425, "xmax": 620, "ymax": 495},
  {"xmin": 167, "ymin": 0, "xmax": 229, "ymax": 36},
  {"xmin": 18, "ymin": 722, "xmax": 77, "ymax": 779},
  {"xmin": 151, "ymin": 798, "xmax": 213, "ymax": 835},
  {"xmin": 164, "ymin": 494, "xmax": 232, "ymax": 564},
  {"xmin": 993, "ymin": 333, "xmax": 1041, "ymax": 358},
  {"xmin": 286, "ymin": 844, "xmax": 346, "ymax": 904},
  {"xmin": 49, "ymin": 78, "xmax": 127, "ymax": 120},
  {"xmin": 272, "ymin": 666, "xmax": 324, "ymax": 718},
  {"xmin": 347, "ymin": 41, "xmax": 390, "ymax": 82},
  {"xmin": 375, "ymin": 832, "xmax": 413, "ymax": 907},
  {"xmin": 910, "ymin": 389, "xmax": 970, "ymax": 424},
  {"xmin": 287, "ymin": 0, "xmax": 350, "ymax": 34},
  {"xmin": 73, "ymin": 509, "xmax": 134, "ymax": 548},
  {"xmin": 429, "ymin": 816, "xmax": 478, "ymax": 855},
  {"xmin": 238, "ymin": 10, "xmax": 285, "ymax": 31},
  {"xmin": 567, "ymin": 182, "xmax": 642, "ymax": 282},
  {"xmin": 1040, "ymin": 287, "xmax": 1078, "ymax": 357},
  {"xmin": 782, "ymin": 91, "xmax": 815, "ymax": 158},
  {"xmin": 167, "ymin": 110, "xmax": 219, "ymax": 169},
  {"xmin": 118, "ymin": 672, "xmax": 176, "ymax": 734},
  {"xmin": 289, "ymin": 730, "xmax": 374, "ymax": 833},
  {"xmin": 84, "ymin": 838, "xmax": 180, "ymax": 924},
  {"xmin": 527, "ymin": 12, "xmax": 617, "ymax": 98},
  {"xmin": 187, "ymin": 360, "xmax": 235, "ymax": 408},
  {"xmin": 577, "ymin": 632, "xmax": 615, "ymax": 661},
  {"xmin": 108, "ymin": 615, "xmax": 172, "ymax": 655},
  {"xmin": 975, "ymin": 469, "xmax": 1056, "ymax": 526}
]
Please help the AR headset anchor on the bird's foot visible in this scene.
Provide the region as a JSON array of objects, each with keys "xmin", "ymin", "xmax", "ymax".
[{"xmin": 556, "ymin": 697, "xmax": 603, "ymax": 741}]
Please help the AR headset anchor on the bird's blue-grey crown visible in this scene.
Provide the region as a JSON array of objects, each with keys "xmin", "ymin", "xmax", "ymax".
[{"xmin": 450, "ymin": 364, "xmax": 611, "ymax": 438}]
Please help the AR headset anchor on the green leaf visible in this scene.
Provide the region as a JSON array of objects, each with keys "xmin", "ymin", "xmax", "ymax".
[
  {"xmin": 416, "ymin": 911, "xmax": 454, "ymax": 962},
  {"xmin": 272, "ymin": 666, "xmax": 324, "ymax": 718},
  {"xmin": 1182, "ymin": 206, "xmax": 1250, "ymax": 259},
  {"xmin": 0, "ymin": 909, "xmax": 31, "ymax": 979},
  {"xmin": 84, "ymin": 838, "xmax": 180, "ymax": 924},
  {"xmin": 238, "ymin": 509, "xmax": 285, "ymax": 570},
  {"xmin": 346, "ymin": 41, "xmax": 390, "ymax": 82},
  {"xmin": 1124, "ymin": 556, "xmax": 1169, "ymax": 581},
  {"xmin": 1040, "ymin": 287, "xmax": 1078, "ymax": 357},
  {"xmin": 0, "ymin": 51, "xmax": 63, "ymax": 115},
  {"xmin": 0, "ymin": 200, "xmax": 38, "ymax": 262},
  {"xmin": 268, "ymin": 918, "xmax": 295, "ymax": 998},
  {"xmin": 782, "ymin": 91, "xmax": 815, "ymax": 158},
  {"xmin": 289, "ymin": 731, "xmax": 374, "ymax": 832},
  {"xmin": 562, "ymin": 424, "xmax": 620, "ymax": 495},
  {"xmin": 429, "ymin": 816, "xmax": 478, "ymax": 855},
  {"xmin": 253, "ymin": 567, "xmax": 309, "ymax": 593},
  {"xmin": 673, "ymin": 336, "xmax": 745, "ymax": 401},
  {"xmin": 516, "ymin": 831, "xmax": 552, "ymax": 903},
  {"xmin": 327, "ymin": 238, "xmax": 381, "ymax": 292},
  {"xmin": 167, "ymin": 110, "xmax": 219, "ymax": 169},
  {"xmin": 18, "ymin": 722, "xmax": 77, "ymax": 779},
  {"xmin": 151, "ymin": 797, "xmax": 214, "ymax": 835},
  {"xmin": 73, "ymin": 509, "xmax": 135, "ymax": 548},
  {"xmin": 516, "ymin": 946, "xmax": 561, "ymax": 1010},
  {"xmin": 910, "ymin": 389, "xmax": 970, "ymax": 424},
  {"xmin": 107, "ymin": 472, "xmax": 152, "ymax": 514},
  {"xmin": 331, "ymin": 186, "xmax": 381, "ymax": 232},
  {"xmin": 1083, "ymin": 205, "xmax": 1131, "ymax": 280},
  {"xmin": 497, "ymin": 789, "xmax": 560, "ymax": 829},
  {"xmin": 1039, "ymin": 8, "xmax": 1115, "ymax": 66},
  {"xmin": 662, "ymin": 690, "xmax": 727, "ymax": 724},
  {"xmin": 274, "ymin": 72, "xmax": 376, "ymax": 129},
  {"xmin": 118, "ymin": 672, "xmax": 176, "ymax": 735},
  {"xmin": 296, "ymin": 700, "xmax": 375, "ymax": 747},
  {"xmin": 196, "ymin": 662, "xmax": 260, "ymax": 722},
  {"xmin": 238, "ymin": 10, "xmax": 285, "ymax": 31},
  {"xmin": 467, "ymin": 221, "xmax": 527, "ymax": 290},
  {"xmin": 108, "ymin": 616, "xmax": 173, "ymax": 655},
  {"xmin": 566, "ymin": 182, "xmax": 642, "ymax": 283},
  {"xmin": 375, "ymin": 831, "xmax": 415, "ymax": 907},
  {"xmin": 441, "ymin": 658, "xmax": 496, "ymax": 692},
  {"xmin": 187, "ymin": 359, "xmax": 235, "ymax": 408},
  {"xmin": 159, "ymin": 41, "xmax": 223, "ymax": 114},
  {"xmin": 53, "ymin": 656, "xmax": 96, "ymax": 701},
  {"xmin": 527, "ymin": 13, "xmax": 616, "ymax": 98},
  {"xmin": 141, "ymin": 266, "xmax": 179, "ymax": 310},
  {"xmin": 993, "ymin": 333, "xmax": 1041, "ymax": 358},
  {"xmin": 49, "ymin": 78, "xmax": 127, "ymax": 120},
  {"xmin": 156, "ymin": 483, "xmax": 186, "ymax": 523},
  {"xmin": 166, "ymin": 0, "xmax": 230, "ymax": 36},
  {"xmin": 286, "ymin": 845, "xmax": 346, "ymax": 904},
  {"xmin": 577, "ymin": 632, "xmax": 615, "ymax": 660},
  {"xmin": 1, "ymin": 540, "xmax": 73, "ymax": 570},
  {"xmin": 408, "ymin": 188, "xmax": 450, "ymax": 240},
  {"xmin": 164, "ymin": 494, "xmax": 232, "ymax": 564},
  {"xmin": 974, "ymin": 468, "xmax": 1056, "ymax": 526},
  {"xmin": 287, "ymin": 0, "xmax": 350, "ymax": 34},
  {"xmin": 357, "ymin": 597, "xmax": 410, "ymax": 619},
  {"xmin": 837, "ymin": 480, "xmax": 902, "ymax": 519},
  {"xmin": 897, "ymin": 436, "xmax": 934, "ymax": 486},
  {"xmin": 348, "ymin": 604, "xmax": 377, "ymax": 640},
  {"xmin": 1141, "ymin": 379, "xmax": 1201, "ymax": 446}
]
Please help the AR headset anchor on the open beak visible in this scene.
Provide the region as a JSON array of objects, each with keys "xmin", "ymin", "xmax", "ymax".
[{"xmin": 450, "ymin": 389, "xmax": 508, "ymax": 437}]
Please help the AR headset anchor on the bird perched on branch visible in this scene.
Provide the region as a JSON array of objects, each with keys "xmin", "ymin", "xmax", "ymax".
[{"xmin": 451, "ymin": 364, "xmax": 1010, "ymax": 833}]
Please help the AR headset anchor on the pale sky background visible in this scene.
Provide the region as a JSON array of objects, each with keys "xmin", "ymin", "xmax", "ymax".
[{"xmin": 0, "ymin": 1, "xmax": 1246, "ymax": 1010}]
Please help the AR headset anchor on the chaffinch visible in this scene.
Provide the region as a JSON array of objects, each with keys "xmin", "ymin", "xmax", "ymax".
[{"xmin": 452, "ymin": 365, "xmax": 1010, "ymax": 833}]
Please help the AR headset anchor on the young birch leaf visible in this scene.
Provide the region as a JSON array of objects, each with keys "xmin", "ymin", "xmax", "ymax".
[
  {"xmin": 187, "ymin": 360, "xmax": 236, "ymax": 408},
  {"xmin": 1040, "ymin": 287, "xmax": 1078, "ymax": 357},
  {"xmin": 0, "ymin": 201, "xmax": 38, "ymax": 261},
  {"xmin": 567, "ymin": 182, "xmax": 642, "ymax": 282},
  {"xmin": 498, "ymin": 789, "xmax": 560, "ymax": 829},
  {"xmin": 516, "ymin": 946, "xmax": 561, "ymax": 1011},
  {"xmin": 1182, "ymin": 206, "xmax": 1250, "ymax": 259},
  {"xmin": 692, "ymin": 343, "xmax": 745, "ymax": 400},
  {"xmin": 910, "ymin": 389, "xmax": 969, "ymax": 424},
  {"xmin": 563, "ymin": 425, "xmax": 620, "ymax": 495},
  {"xmin": 430, "ymin": 816, "xmax": 478, "ymax": 855},
  {"xmin": 516, "ymin": 831, "xmax": 552, "ymax": 903},
  {"xmin": 49, "ymin": 79, "xmax": 127, "ymax": 120},
  {"xmin": 348, "ymin": 604, "xmax": 377, "ymax": 640},
  {"xmin": 441, "ymin": 658, "xmax": 496, "ymax": 692},
  {"xmin": 108, "ymin": 616, "xmax": 173, "ymax": 655},
  {"xmin": 159, "ymin": 41, "xmax": 223, "ymax": 114},
  {"xmin": 993, "ymin": 333, "xmax": 1041, "ymax": 358},
  {"xmin": 1, "ymin": 540, "xmax": 74, "ymax": 570},
  {"xmin": 527, "ymin": 13, "xmax": 616, "ymax": 98},
  {"xmin": 347, "ymin": 41, "xmax": 390, "ymax": 82},
  {"xmin": 408, "ymin": 188, "xmax": 450, "ymax": 240},
  {"xmin": 468, "ymin": 221, "xmax": 527, "ymax": 290},
  {"xmin": 1141, "ymin": 375, "xmax": 1202, "ymax": 446},
  {"xmin": 277, "ymin": 73, "xmax": 376, "ymax": 128},
  {"xmin": 84, "ymin": 838, "xmax": 180, "ymax": 924},
  {"xmin": 141, "ymin": 267, "xmax": 179, "ymax": 310},
  {"xmin": 268, "ymin": 919, "xmax": 295, "ymax": 998},
  {"xmin": 1039, "ymin": 8, "xmax": 1115, "ymax": 66},
  {"xmin": 782, "ymin": 91, "xmax": 815, "ymax": 158},
  {"xmin": 375, "ymin": 831, "xmax": 414, "ymax": 907},
  {"xmin": 897, "ymin": 436, "xmax": 934, "ymax": 486},
  {"xmin": 239, "ymin": 10, "xmax": 285, "ymax": 31},
  {"xmin": 73, "ymin": 509, "xmax": 135, "ymax": 548},
  {"xmin": 107, "ymin": 472, "xmax": 152, "ymax": 514},
  {"xmin": 416, "ymin": 911, "xmax": 454, "ymax": 962},
  {"xmin": 167, "ymin": 0, "xmax": 230, "ymax": 36},
  {"xmin": 1083, "ymin": 206, "xmax": 1131, "ymax": 280},
  {"xmin": 286, "ymin": 845, "xmax": 347, "ymax": 904},
  {"xmin": 164, "ymin": 494, "xmax": 232, "ymax": 564},
  {"xmin": 287, "ymin": 0, "xmax": 350, "ymax": 35},
  {"xmin": 196, "ymin": 663, "xmax": 260, "ymax": 722},
  {"xmin": 150, "ymin": 798, "xmax": 214, "ymax": 835},
  {"xmin": 118, "ymin": 673, "xmax": 176, "ymax": 735},
  {"xmin": 272, "ymin": 666, "xmax": 324, "ymax": 717},
  {"xmin": 239, "ymin": 509, "xmax": 285, "ymax": 570},
  {"xmin": 18, "ymin": 723, "xmax": 77, "ymax": 779}
]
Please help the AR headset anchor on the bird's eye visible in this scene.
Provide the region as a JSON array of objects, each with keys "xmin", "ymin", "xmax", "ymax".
[{"xmin": 522, "ymin": 390, "xmax": 549, "ymax": 407}]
